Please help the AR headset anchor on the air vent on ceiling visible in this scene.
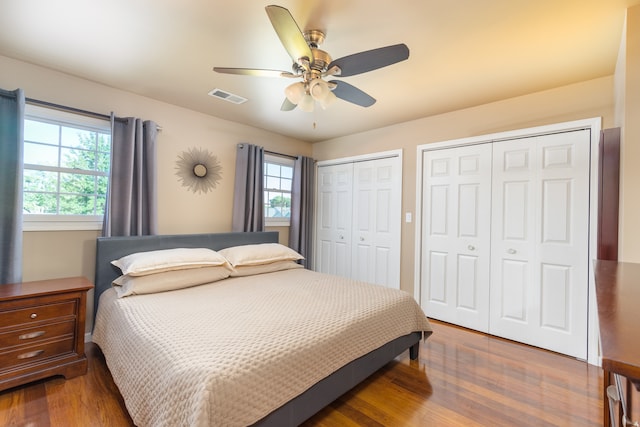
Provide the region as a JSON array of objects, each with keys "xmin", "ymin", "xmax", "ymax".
[{"xmin": 208, "ymin": 88, "xmax": 247, "ymax": 104}]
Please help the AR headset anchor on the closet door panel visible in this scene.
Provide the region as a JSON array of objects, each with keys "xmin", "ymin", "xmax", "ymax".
[
  {"xmin": 352, "ymin": 157, "xmax": 401, "ymax": 288},
  {"xmin": 421, "ymin": 144, "xmax": 492, "ymax": 332},
  {"xmin": 374, "ymin": 247, "xmax": 392, "ymax": 286},
  {"xmin": 429, "ymin": 185, "xmax": 449, "ymax": 235},
  {"xmin": 428, "ymin": 252, "xmax": 448, "ymax": 302},
  {"xmin": 458, "ymin": 184, "xmax": 480, "ymax": 237},
  {"xmin": 491, "ymin": 138, "xmax": 536, "ymax": 338},
  {"xmin": 457, "ymin": 254, "xmax": 479, "ymax": 310},
  {"xmin": 376, "ymin": 188, "xmax": 392, "ymax": 232},
  {"xmin": 540, "ymin": 263, "xmax": 571, "ymax": 330},
  {"xmin": 316, "ymin": 168, "xmax": 335, "ymax": 275},
  {"xmin": 500, "ymin": 259, "xmax": 529, "ymax": 322},
  {"xmin": 315, "ymin": 163, "xmax": 353, "ymax": 276},
  {"xmin": 490, "ymin": 129, "xmax": 590, "ymax": 359},
  {"xmin": 335, "ymin": 171, "xmax": 353, "ymax": 235},
  {"xmin": 542, "ymin": 179, "xmax": 572, "ymax": 242},
  {"xmin": 502, "ymin": 181, "xmax": 530, "ymax": 241},
  {"xmin": 535, "ymin": 130, "xmax": 590, "ymax": 357},
  {"xmin": 334, "ymin": 237, "xmax": 351, "ymax": 278}
]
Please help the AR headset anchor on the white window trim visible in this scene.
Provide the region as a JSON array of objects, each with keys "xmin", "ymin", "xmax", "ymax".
[
  {"xmin": 23, "ymin": 215, "xmax": 104, "ymax": 232},
  {"xmin": 264, "ymin": 154, "xmax": 294, "ymax": 227},
  {"xmin": 22, "ymin": 104, "xmax": 111, "ymax": 231},
  {"xmin": 266, "ymin": 219, "xmax": 291, "ymax": 227},
  {"xmin": 25, "ymin": 104, "xmax": 109, "ymax": 132}
]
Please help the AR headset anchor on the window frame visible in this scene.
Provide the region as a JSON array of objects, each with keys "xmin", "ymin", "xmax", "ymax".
[
  {"xmin": 263, "ymin": 154, "xmax": 294, "ymax": 227},
  {"xmin": 22, "ymin": 104, "xmax": 111, "ymax": 232}
]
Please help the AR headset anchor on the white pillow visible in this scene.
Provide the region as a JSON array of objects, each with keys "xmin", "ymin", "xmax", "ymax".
[
  {"xmin": 112, "ymin": 247, "xmax": 230, "ymax": 276},
  {"xmin": 230, "ymin": 260, "xmax": 304, "ymax": 277},
  {"xmin": 219, "ymin": 243, "xmax": 304, "ymax": 267},
  {"xmin": 112, "ymin": 265, "xmax": 231, "ymax": 298}
]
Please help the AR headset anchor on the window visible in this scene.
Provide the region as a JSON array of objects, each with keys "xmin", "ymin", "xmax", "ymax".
[
  {"xmin": 264, "ymin": 155, "xmax": 294, "ymax": 226},
  {"xmin": 22, "ymin": 105, "xmax": 111, "ymax": 231}
]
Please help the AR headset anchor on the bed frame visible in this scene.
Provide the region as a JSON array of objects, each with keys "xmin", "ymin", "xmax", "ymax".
[{"xmin": 93, "ymin": 232, "xmax": 424, "ymax": 426}]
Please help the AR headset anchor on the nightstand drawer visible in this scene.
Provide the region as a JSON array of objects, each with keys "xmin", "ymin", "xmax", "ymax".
[
  {"xmin": 0, "ymin": 300, "xmax": 76, "ymax": 328},
  {"xmin": 0, "ymin": 320, "xmax": 75, "ymax": 349},
  {"xmin": 0, "ymin": 336, "xmax": 75, "ymax": 371}
]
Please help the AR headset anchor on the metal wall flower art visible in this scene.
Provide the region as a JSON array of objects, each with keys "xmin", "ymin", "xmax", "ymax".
[{"xmin": 175, "ymin": 147, "xmax": 222, "ymax": 194}]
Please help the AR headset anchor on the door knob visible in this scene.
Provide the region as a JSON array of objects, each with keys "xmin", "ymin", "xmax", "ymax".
[
  {"xmin": 468, "ymin": 245, "xmax": 475, "ymax": 251},
  {"xmin": 507, "ymin": 248, "xmax": 517, "ymax": 254}
]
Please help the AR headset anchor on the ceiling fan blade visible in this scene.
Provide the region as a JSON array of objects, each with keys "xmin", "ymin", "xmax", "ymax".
[
  {"xmin": 265, "ymin": 5, "xmax": 313, "ymax": 66},
  {"xmin": 213, "ymin": 67, "xmax": 294, "ymax": 78},
  {"xmin": 281, "ymin": 98, "xmax": 297, "ymax": 111},
  {"xmin": 328, "ymin": 44, "xmax": 409, "ymax": 77},
  {"xmin": 331, "ymin": 81, "xmax": 376, "ymax": 107}
]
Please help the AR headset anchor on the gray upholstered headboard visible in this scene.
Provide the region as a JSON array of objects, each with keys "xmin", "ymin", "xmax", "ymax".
[{"xmin": 93, "ymin": 232, "xmax": 279, "ymax": 325}]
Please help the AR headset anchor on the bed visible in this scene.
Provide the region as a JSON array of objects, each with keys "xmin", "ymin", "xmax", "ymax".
[{"xmin": 92, "ymin": 232, "xmax": 432, "ymax": 426}]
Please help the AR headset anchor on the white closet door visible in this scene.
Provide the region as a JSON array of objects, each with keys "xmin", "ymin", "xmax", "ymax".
[
  {"xmin": 489, "ymin": 129, "xmax": 590, "ymax": 359},
  {"xmin": 421, "ymin": 144, "xmax": 492, "ymax": 332},
  {"xmin": 315, "ymin": 163, "xmax": 353, "ymax": 277},
  {"xmin": 351, "ymin": 157, "xmax": 401, "ymax": 288}
]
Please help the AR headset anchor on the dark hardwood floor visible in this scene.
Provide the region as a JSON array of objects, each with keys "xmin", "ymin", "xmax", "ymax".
[{"xmin": 0, "ymin": 320, "xmax": 605, "ymax": 426}]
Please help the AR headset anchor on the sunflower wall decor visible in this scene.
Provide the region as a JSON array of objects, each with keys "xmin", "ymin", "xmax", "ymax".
[{"xmin": 175, "ymin": 147, "xmax": 222, "ymax": 194}]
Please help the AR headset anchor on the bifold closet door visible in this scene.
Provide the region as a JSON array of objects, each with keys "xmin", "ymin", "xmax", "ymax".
[
  {"xmin": 489, "ymin": 129, "xmax": 590, "ymax": 359},
  {"xmin": 315, "ymin": 163, "xmax": 353, "ymax": 277},
  {"xmin": 421, "ymin": 144, "xmax": 492, "ymax": 332},
  {"xmin": 316, "ymin": 157, "xmax": 402, "ymax": 288}
]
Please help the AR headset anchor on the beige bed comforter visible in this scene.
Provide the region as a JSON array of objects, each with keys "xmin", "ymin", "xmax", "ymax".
[{"xmin": 92, "ymin": 268, "xmax": 431, "ymax": 427}]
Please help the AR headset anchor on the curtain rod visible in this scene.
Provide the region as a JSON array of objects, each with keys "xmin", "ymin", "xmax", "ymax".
[
  {"xmin": 265, "ymin": 149, "xmax": 298, "ymax": 160},
  {"xmin": 237, "ymin": 143, "xmax": 298, "ymax": 160},
  {"xmin": 25, "ymin": 97, "xmax": 162, "ymax": 131}
]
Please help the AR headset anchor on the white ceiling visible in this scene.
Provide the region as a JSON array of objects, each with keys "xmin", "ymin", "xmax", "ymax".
[{"xmin": 1, "ymin": 0, "xmax": 638, "ymax": 142}]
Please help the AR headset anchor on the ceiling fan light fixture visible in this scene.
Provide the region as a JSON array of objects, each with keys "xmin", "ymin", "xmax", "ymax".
[
  {"xmin": 285, "ymin": 81, "xmax": 306, "ymax": 105},
  {"xmin": 309, "ymin": 79, "xmax": 326, "ymax": 98},
  {"xmin": 299, "ymin": 94, "xmax": 315, "ymax": 112},
  {"xmin": 309, "ymin": 79, "xmax": 337, "ymax": 110},
  {"xmin": 319, "ymin": 90, "xmax": 337, "ymax": 110}
]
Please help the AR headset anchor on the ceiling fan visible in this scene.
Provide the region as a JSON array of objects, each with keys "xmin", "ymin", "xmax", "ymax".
[{"xmin": 213, "ymin": 5, "xmax": 410, "ymax": 112}]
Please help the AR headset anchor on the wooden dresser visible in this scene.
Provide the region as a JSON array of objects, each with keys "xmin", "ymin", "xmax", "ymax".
[
  {"xmin": 594, "ymin": 261, "xmax": 640, "ymax": 426},
  {"xmin": 0, "ymin": 276, "xmax": 93, "ymax": 392}
]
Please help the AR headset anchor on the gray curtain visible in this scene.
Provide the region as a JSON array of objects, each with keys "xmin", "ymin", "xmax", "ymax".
[
  {"xmin": 0, "ymin": 88, "xmax": 24, "ymax": 284},
  {"xmin": 232, "ymin": 143, "xmax": 264, "ymax": 232},
  {"xmin": 102, "ymin": 116, "xmax": 158, "ymax": 237},
  {"xmin": 289, "ymin": 155, "xmax": 315, "ymax": 268}
]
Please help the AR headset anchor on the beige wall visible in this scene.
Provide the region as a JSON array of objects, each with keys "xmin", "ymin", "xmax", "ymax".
[
  {"xmin": 619, "ymin": 5, "xmax": 640, "ymax": 262},
  {"xmin": 313, "ymin": 76, "xmax": 615, "ymax": 296},
  {"xmin": 0, "ymin": 55, "xmax": 312, "ymax": 238}
]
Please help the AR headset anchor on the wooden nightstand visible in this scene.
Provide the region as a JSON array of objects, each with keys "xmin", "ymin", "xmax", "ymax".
[{"xmin": 0, "ymin": 276, "xmax": 93, "ymax": 392}]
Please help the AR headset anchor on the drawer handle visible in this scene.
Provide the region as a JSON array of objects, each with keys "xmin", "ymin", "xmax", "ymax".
[
  {"xmin": 17, "ymin": 350, "xmax": 45, "ymax": 360},
  {"xmin": 30, "ymin": 313, "xmax": 37, "ymax": 319},
  {"xmin": 18, "ymin": 331, "xmax": 46, "ymax": 340}
]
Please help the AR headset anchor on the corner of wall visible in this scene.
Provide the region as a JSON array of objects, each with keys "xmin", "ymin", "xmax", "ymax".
[
  {"xmin": 619, "ymin": 4, "xmax": 640, "ymax": 262},
  {"xmin": 614, "ymin": 11, "xmax": 627, "ymax": 129}
]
